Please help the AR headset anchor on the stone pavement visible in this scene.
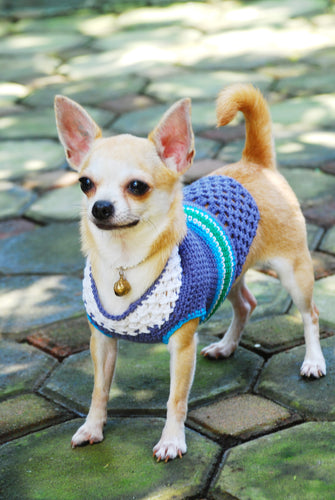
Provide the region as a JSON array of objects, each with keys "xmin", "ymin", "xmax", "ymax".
[{"xmin": 1, "ymin": 0, "xmax": 335, "ymax": 498}]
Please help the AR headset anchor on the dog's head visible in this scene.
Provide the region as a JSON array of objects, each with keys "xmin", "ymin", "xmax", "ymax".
[{"xmin": 54, "ymin": 96, "xmax": 195, "ymax": 237}]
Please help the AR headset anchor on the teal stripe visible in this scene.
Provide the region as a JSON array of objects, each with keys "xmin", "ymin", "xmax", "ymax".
[{"xmin": 162, "ymin": 308, "xmax": 206, "ymax": 344}]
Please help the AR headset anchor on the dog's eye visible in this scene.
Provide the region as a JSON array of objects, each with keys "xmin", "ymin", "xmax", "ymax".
[
  {"xmin": 127, "ymin": 180, "xmax": 150, "ymax": 197},
  {"xmin": 79, "ymin": 177, "xmax": 94, "ymax": 193}
]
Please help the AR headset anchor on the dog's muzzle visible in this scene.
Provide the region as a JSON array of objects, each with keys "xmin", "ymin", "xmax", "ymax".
[
  {"xmin": 92, "ymin": 200, "xmax": 114, "ymax": 221},
  {"xmin": 91, "ymin": 200, "xmax": 139, "ymax": 230}
]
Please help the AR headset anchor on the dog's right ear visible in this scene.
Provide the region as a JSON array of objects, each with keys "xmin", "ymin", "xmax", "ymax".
[
  {"xmin": 54, "ymin": 95, "xmax": 102, "ymax": 171},
  {"xmin": 149, "ymin": 98, "xmax": 195, "ymax": 175}
]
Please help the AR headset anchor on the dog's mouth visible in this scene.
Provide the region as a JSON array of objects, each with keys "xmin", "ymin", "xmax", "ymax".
[{"xmin": 93, "ymin": 219, "xmax": 140, "ymax": 231}]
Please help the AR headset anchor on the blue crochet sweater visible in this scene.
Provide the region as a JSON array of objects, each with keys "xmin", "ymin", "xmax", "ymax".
[{"xmin": 83, "ymin": 176, "xmax": 260, "ymax": 343}]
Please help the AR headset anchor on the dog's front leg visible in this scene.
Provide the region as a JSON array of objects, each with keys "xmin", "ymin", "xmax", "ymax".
[
  {"xmin": 153, "ymin": 318, "xmax": 199, "ymax": 462},
  {"xmin": 71, "ymin": 324, "xmax": 118, "ymax": 448}
]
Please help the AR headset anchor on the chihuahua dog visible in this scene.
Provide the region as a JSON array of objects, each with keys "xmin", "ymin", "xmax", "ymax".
[{"xmin": 54, "ymin": 83, "xmax": 326, "ymax": 462}]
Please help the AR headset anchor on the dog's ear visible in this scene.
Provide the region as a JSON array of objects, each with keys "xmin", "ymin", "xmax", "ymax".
[
  {"xmin": 54, "ymin": 95, "xmax": 102, "ymax": 171},
  {"xmin": 149, "ymin": 98, "xmax": 195, "ymax": 174}
]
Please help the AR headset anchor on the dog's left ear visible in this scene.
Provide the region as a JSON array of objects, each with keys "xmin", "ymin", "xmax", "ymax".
[{"xmin": 149, "ymin": 98, "xmax": 195, "ymax": 174}]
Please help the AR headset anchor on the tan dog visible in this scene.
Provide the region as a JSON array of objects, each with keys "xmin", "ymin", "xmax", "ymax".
[{"xmin": 55, "ymin": 84, "xmax": 326, "ymax": 462}]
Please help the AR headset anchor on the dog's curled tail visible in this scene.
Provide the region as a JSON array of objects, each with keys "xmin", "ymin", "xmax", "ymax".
[{"xmin": 217, "ymin": 83, "xmax": 275, "ymax": 169}]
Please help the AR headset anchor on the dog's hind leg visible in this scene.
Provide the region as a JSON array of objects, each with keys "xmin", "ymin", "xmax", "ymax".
[
  {"xmin": 201, "ymin": 276, "xmax": 257, "ymax": 359},
  {"xmin": 268, "ymin": 255, "xmax": 326, "ymax": 378},
  {"xmin": 71, "ymin": 324, "xmax": 118, "ymax": 447}
]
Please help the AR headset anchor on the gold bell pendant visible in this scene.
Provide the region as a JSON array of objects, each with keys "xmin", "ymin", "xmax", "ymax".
[{"xmin": 114, "ymin": 269, "xmax": 131, "ymax": 297}]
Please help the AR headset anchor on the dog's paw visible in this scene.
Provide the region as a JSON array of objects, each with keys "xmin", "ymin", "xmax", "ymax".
[
  {"xmin": 201, "ymin": 340, "xmax": 237, "ymax": 359},
  {"xmin": 71, "ymin": 422, "xmax": 104, "ymax": 448},
  {"xmin": 300, "ymin": 357, "xmax": 326, "ymax": 379},
  {"xmin": 153, "ymin": 436, "xmax": 187, "ymax": 462}
]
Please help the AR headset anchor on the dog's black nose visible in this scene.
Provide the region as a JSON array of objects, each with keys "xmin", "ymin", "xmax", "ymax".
[{"xmin": 92, "ymin": 200, "xmax": 114, "ymax": 221}]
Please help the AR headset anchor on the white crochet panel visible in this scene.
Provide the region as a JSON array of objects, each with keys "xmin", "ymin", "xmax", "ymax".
[{"xmin": 83, "ymin": 246, "xmax": 182, "ymax": 337}]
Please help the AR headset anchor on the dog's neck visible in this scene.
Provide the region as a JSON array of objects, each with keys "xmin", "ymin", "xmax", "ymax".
[{"xmin": 82, "ymin": 200, "xmax": 186, "ymax": 316}]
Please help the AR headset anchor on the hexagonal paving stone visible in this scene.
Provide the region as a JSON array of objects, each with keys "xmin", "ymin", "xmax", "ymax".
[
  {"xmin": 270, "ymin": 94, "xmax": 335, "ymax": 134},
  {"xmin": 180, "ymin": 22, "xmax": 334, "ymax": 71},
  {"xmin": 0, "ymin": 140, "xmax": 65, "ymax": 181},
  {"xmin": 256, "ymin": 336, "xmax": 335, "ymax": 418},
  {"xmin": 0, "ymin": 222, "xmax": 82, "ymax": 275},
  {"xmin": 307, "ymin": 46, "xmax": 335, "ymax": 68},
  {"xmin": 62, "ymin": 43, "xmax": 179, "ymax": 82},
  {"xmin": 311, "ymin": 251, "xmax": 335, "ymax": 280},
  {"xmin": 24, "ymin": 75, "xmax": 147, "ymax": 108},
  {"xmin": 92, "ymin": 25, "xmax": 200, "ymax": 54},
  {"xmin": 184, "ymin": 159, "xmax": 223, "ymax": 184},
  {"xmin": 41, "ymin": 336, "xmax": 263, "ymax": 415},
  {"xmin": 313, "ymin": 275, "xmax": 335, "ymax": 328},
  {"xmin": 14, "ymin": 13, "xmax": 94, "ymax": 34},
  {"xmin": 102, "ymin": 93, "xmax": 156, "ymax": 114},
  {"xmin": 277, "ymin": 67, "xmax": 335, "ymax": 96},
  {"xmin": 117, "ymin": 2, "xmax": 232, "ymax": 33},
  {"xmin": 0, "ymin": 33, "xmax": 87, "ymax": 56},
  {"xmin": 0, "ymin": 218, "xmax": 35, "ymax": 241},
  {"xmin": 0, "ymin": 340, "xmax": 58, "ymax": 399},
  {"xmin": 262, "ymin": 63, "xmax": 311, "ymax": 80},
  {"xmin": 77, "ymin": 13, "xmax": 116, "ymax": 37},
  {"xmin": 220, "ymin": 0, "xmax": 330, "ymax": 29},
  {"xmin": 189, "ymin": 394, "xmax": 293, "ymax": 439},
  {"xmin": 218, "ymin": 131, "xmax": 335, "ymax": 168},
  {"xmin": 280, "ymin": 167, "xmax": 335, "ymax": 207},
  {"xmin": 198, "ymin": 269, "xmax": 291, "ymax": 337},
  {"xmin": 201, "ymin": 123, "xmax": 245, "ymax": 144},
  {"xmin": 194, "ymin": 137, "xmax": 221, "ymax": 161},
  {"xmin": 0, "ymin": 82, "xmax": 28, "ymax": 106},
  {"xmin": 217, "ymin": 140, "xmax": 244, "ymax": 165},
  {"xmin": 10, "ymin": 0, "xmax": 86, "ymax": 16},
  {"xmin": 23, "ymin": 169, "xmax": 78, "ymax": 192},
  {"xmin": 184, "ymin": 101, "xmax": 219, "ymax": 133},
  {"xmin": 307, "ymin": 223, "xmax": 324, "ymax": 250},
  {"xmin": 0, "ymin": 393, "xmax": 69, "ymax": 443},
  {"xmin": 0, "ymin": 140, "xmax": 64, "ymax": 180},
  {"xmin": 0, "ymin": 275, "xmax": 83, "ymax": 333},
  {"xmin": 0, "ymin": 182, "xmax": 36, "ymax": 220},
  {"xmin": 0, "ymin": 54, "xmax": 59, "ymax": 83},
  {"xmin": 320, "ymin": 226, "xmax": 335, "ymax": 254},
  {"xmin": 27, "ymin": 315, "xmax": 90, "ymax": 360},
  {"xmin": 0, "ymin": 20, "xmax": 11, "ymax": 37},
  {"xmin": 113, "ymin": 100, "xmax": 216, "ymax": 136},
  {"xmin": 241, "ymin": 315, "xmax": 305, "ymax": 355},
  {"xmin": 117, "ymin": 0, "xmax": 328, "ymax": 33},
  {"xmin": 112, "ymin": 103, "xmax": 173, "ymax": 136},
  {"xmin": 303, "ymin": 199, "xmax": 335, "ymax": 229},
  {"xmin": 0, "ymin": 109, "xmax": 62, "ymax": 140},
  {"xmin": 0, "ymin": 107, "xmax": 113, "ymax": 140},
  {"xmin": 0, "ymin": 104, "xmax": 22, "ymax": 119},
  {"xmin": 25, "ymin": 184, "xmax": 82, "ymax": 223},
  {"xmin": 211, "ymin": 422, "xmax": 335, "ymax": 500},
  {"xmin": 147, "ymin": 70, "xmax": 271, "ymax": 102},
  {"xmin": 0, "ymin": 418, "xmax": 220, "ymax": 500},
  {"xmin": 214, "ymin": 137, "xmax": 324, "ymax": 169},
  {"xmin": 276, "ymin": 131, "xmax": 335, "ymax": 168}
]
